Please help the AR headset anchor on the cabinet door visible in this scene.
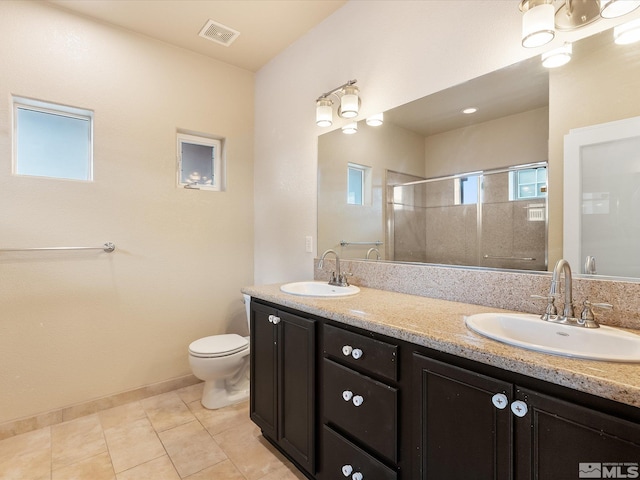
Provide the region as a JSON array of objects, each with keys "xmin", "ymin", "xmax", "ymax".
[
  {"xmin": 412, "ymin": 353, "xmax": 513, "ymax": 480},
  {"xmin": 278, "ymin": 310, "xmax": 316, "ymax": 474},
  {"xmin": 250, "ymin": 302, "xmax": 278, "ymax": 439},
  {"xmin": 514, "ymin": 387, "xmax": 640, "ymax": 480}
]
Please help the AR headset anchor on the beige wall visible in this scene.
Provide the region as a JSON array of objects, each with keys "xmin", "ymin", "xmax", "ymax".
[
  {"xmin": 0, "ymin": 2, "xmax": 254, "ymax": 424},
  {"xmin": 317, "ymin": 121, "xmax": 424, "ymax": 260},
  {"xmin": 424, "ymin": 107, "xmax": 549, "ymax": 177}
]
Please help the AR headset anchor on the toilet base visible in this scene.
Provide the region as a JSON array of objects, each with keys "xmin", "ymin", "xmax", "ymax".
[{"xmin": 201, "ymin": 378, "xmax": 250, "ymax": 409}]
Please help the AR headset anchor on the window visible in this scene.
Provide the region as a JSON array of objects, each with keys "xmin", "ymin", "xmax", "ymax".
[
  {"xmin": 177, "ymin": 133, "xmax": 224, "ymax": 191},
  {"xmin": 510, "ymin": 166, "xmax": 547, "ymax": 200},
  {"xmin": 454, "ymin": 175, "xmax": 480, "ymax": 205},
  {"xmin": 347, "ymin": 163, "xmax": 372, "ymax": 205},
  {"xmin": 13, "ymin": 96, "xmax": 93, "ymax": 181}
]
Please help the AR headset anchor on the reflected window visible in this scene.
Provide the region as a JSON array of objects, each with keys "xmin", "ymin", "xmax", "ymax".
[
  {"xmin": 455, "ymin": 175, "xmax": 480, "ymax": 205},
  {"xmin": 511, "ymin": 167, "xmax": 547, "ymax": 200},
  {"xmin": 347, "ymin": 163, "xmax": 371, "ymax": 205}
]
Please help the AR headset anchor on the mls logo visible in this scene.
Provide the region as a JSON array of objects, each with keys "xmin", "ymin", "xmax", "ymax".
[{"xmin": 580, "ymin": 463, "xmax": 602, "ymax": 478}]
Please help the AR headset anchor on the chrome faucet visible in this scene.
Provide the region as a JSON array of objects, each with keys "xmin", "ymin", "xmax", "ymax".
[
  {"xmin": 366, "ymin": 248, "xmax": 381, "ymax": 260},
  {"xmin": 318, "ymin": 249, "xmax": 349, "ymax": 287},
  {"xmin": 549, "ymin": 259, "xmax": 575, "ymax": 322}
]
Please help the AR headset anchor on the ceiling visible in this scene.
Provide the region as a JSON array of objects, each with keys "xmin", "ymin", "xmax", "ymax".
[{"xmin": 46, "ymin": 0, "xmax": 348, "ymax": 72}]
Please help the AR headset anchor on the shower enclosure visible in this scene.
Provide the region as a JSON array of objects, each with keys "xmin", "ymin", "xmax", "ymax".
[{"xmin": 386, "ymin": 163, "xmax": 548, "ymax": 271}]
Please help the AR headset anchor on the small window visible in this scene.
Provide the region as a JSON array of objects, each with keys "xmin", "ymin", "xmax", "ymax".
[
  {"xmin": 454, "ymin": 175, "xmax": 480, "ymax": 205},
  {"xmin": 177, "ymin": 133, "xmax": 224, "ymax": 191},
  {"xmin": 13, "ymin": 96, "xmax": 93, "ymax": 181},
  {"xmin": 510, "ymin": 167, "xmax": 547, "ymax": 200},
  {"xmin": 347, "ymin": 163, "xmax": 372, "ymax": 206}
]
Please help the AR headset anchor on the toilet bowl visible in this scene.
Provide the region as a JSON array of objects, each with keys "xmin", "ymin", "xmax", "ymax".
[{"xmin": 188, "ymin": 294, "xmax": 251, "ymax": 409}]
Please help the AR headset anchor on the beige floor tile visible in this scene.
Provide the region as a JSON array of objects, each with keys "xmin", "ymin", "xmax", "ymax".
[
  {"xmin": 256, "ymin": 462, "xmax": 308, "ymax": 480},
  {"xmin": 158, "ymin": 420, "xmax": 227, "ymax": 478},
  {"xmin": 214, "ymin": 421, "xmax": 289, "ymax": 480},
  {"xmin": 98, "ymin": 401, "xmax": 147, "ymax": 431},
  {"xmin": 116, "ymin": 455, "xmax": 180, "ymax": 480},
  {"xmin": 183, "ymin": 458, "xmax": 245, "ymax": 480},
  {"xmin": 141, "ymin": 392, "xmax": 195, "ymax": 432},
  {"xmin": 0, "ymin": 427, "xmax": 51, "ymax": 480},
  {"xmin": 51, "ymin": 414, "xmax": 107, "ymax": 469},
  {"xmin": 103, "ymin": 417, "xmax": 165, "ymax": 473},
  {"xmin": 188, "ymin": 399, "xmax": 250, "ymax": 436},
  {"xmin": 175, "ymin": 382, "xmax": 204, "ymax": 404},
  {"xmin": 52, "ymin": 451, "xmax": 115, "ymax": 480}
]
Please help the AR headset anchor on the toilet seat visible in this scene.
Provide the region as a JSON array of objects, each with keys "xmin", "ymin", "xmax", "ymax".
[{"xmin": 189, "ymin": 334, "xmax": 249, "ymax": 358}]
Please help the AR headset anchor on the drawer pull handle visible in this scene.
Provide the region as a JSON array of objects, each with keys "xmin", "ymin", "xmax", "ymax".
[
  {"xmin": 352, "ymin": 473, "xmax": 364, "ymax": 480},
  {"xmin": 351, "ymin": 348, "xmax": 363, "ymax": 360},
  {"xmin": 342, "ymin": 464, "xmax": 353, "ymax": 476},
  {"xmin": 491, "ymin": 393, "xmax": 508, "ymax": 410},
  {"xmin": 342, "ymin": 390, "xmax": 354, "ymax": 402},
  {"xmin": 511, "ymin": 400, "xmax": 528, "ymax": 418},
  {"xmin": 352, "ymin": 395, "xmax": 364, "ymax": 407},
  {"xmin": 342, "ymin": 345, "xmax": 353, "ymax": 356}
]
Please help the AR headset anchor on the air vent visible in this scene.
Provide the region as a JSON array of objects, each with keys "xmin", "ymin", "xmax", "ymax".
[{"xmin": 198, "ymin": 19, "xmax": 240, "ymax": 47}]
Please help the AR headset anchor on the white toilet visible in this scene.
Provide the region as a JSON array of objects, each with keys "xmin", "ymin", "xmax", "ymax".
[{"xmin": 188, "ymin": 294, "xmax": 251, "ymax": 409}]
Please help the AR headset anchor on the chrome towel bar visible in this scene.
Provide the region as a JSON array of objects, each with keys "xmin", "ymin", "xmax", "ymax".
[
  {"xmin": 0, "ymin": 242, "xmax": 116, "ymax": 253},
  {"xmin": 340, "ymin": 240, "xmax": 383, "ymax": 247},
  {"xmin": 483, "ymin": 254, "xmax": 535, "ymax": 261}
]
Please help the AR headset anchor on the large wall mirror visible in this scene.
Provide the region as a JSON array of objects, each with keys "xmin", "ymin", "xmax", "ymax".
[{"xmin": 318, "ymin": 23, "xmax": 640, "ymax": 279}]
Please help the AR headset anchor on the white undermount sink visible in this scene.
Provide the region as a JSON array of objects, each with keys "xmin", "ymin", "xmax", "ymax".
[
  {"xmin": 465, "ymin": 312, "xmax": 640, "ymax": 362},
  {"xmin": 280, "ymin": 281, "xmax": 360, "ymax": 297}
]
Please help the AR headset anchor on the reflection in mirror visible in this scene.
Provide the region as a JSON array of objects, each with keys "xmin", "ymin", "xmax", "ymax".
[{"xmin": 318, "ymin": 23, "xmax": 640, "ymax": 277}]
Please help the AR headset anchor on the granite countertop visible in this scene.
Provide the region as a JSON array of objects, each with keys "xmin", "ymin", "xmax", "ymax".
[{"xmin": 242, "ymin": 283, "xmax": 640, "ymax": 409}]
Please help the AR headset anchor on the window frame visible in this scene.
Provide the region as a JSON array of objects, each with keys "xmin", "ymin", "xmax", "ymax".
[
  {"xmin": 347, "ymin": 162, "xmax": 372, "ymax": 206},
  {"xmin": 176, "ymin": 132, "xmax": 224, "ymax": 191},
  {"xmin": 12, "ymin": 96, "xmax": 94, "ymax": 181}
]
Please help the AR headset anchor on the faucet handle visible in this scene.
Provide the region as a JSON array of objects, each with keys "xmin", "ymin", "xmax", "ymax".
[
  {"xmin": 579, "ymin": 300, "xmax": 612, "ymax": 328},
  {"xmin": 531, "ymin": 294, "xmax": 558, "ymax": 320}
]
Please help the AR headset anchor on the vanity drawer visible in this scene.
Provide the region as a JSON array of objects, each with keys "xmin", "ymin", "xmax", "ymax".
[
  {"xmin": 323, "ymin": 323, "xmax": 398, "ymax": 381},
  {"xmin": 323, "ymin": 359, "xmax": 398, "ymax": 463},
  {"xmin": 322, "ymin": 425, "xmax": 397, "ymax": 480}
]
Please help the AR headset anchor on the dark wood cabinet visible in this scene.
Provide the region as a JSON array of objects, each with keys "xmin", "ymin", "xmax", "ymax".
[
  {"xmin": 250, "ymin": 301, "xmax": 316, "ymax": 475},
  {"xmin": 413, "ymin": 352, "xmax": 640, "ymax": 480},
  {"xmin": 412, "ymin": 353, "xmax": 513, "ymax": 480}
]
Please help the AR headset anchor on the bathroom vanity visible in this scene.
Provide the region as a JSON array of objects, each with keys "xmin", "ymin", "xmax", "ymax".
[{"xmin": 243, "ymin": 284, "xmax": 640, "ymax": 480}]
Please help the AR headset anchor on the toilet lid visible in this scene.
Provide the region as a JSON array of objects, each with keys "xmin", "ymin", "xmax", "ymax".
[{"xmin": 189, "ymin": 334, "xmax": 249, "ymax": 357}]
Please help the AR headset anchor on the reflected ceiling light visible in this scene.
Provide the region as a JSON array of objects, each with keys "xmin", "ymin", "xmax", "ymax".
[
  {"xmin": 342, "ymin": 122, "xmax": 358, "ymax": 135},
  {"xmin": 542, "ymin": 42, "xmax": 573, "ymax": 67},
  {"xmin": 462, "ymin": 107, "xmax": 478, "ymax": 114},
  {"xmin": 601, "ymin": 0, "xmax": 640, "ymax": 18},
  {"xmin": 366, "ymin": 113, "xmax": 384, "ymax": 126},
  {"xmin": 316, "ymin": 79, "xmax": 360, "ymax": 127},
  {"xmin": 614, "ymin": 17, "xmax": 640, "ymax": 44},
  {"xmin": 520, "ymin": 0, "xmax": 555, "ymax": 48}
]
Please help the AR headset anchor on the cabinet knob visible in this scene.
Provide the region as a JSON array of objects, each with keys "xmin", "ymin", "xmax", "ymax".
[
  {"xmin": 342, "ymin": 390, "xmax": 354, "ymax": 402},
  {"xmin": 491, "ymin": 393, "xmax": 508, "ymax": 410},
  {"xmin": 352, "ymin": 472, "xmax": 363, "ymax": 480},
  {"xmin": 271, "ymin": 316, "xmax": 281, "ymax": 325},
  {"xmin": 351, "ymin": 348, "xmax": 363, "ymax": 360},
  {"xmin": 510, "ymin": 400, "xmax": 528, "ymax": 417},
  {"xmin": 268, "ymin": 315, "xmax": 275, "ymax": 323},
  {"xmin": 342, "ymin": 345, "xmax": 353, "ymax": 356},
  {"xmin": 341, "ymin": 464, "xmax": 353, "ymax": 476},
  {"xmin": 352, "ymin": 395, "xmax": 364, "ymax": 407}
]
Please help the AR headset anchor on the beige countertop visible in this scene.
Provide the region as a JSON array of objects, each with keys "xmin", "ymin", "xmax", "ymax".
[{"xmin": 242, "ymin": 283, "xmax": 640, "ymax": 409}]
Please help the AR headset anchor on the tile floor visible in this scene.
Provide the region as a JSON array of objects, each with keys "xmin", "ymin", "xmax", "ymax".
[{"xmin": 0, "ymin": 383, "xmax": 306, "ymax": 480}]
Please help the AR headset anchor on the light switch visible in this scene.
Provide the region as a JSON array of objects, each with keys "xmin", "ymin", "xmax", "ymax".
[{"xmin": 305, "ymin": 236, "xmax": 313, "ymax": 253}]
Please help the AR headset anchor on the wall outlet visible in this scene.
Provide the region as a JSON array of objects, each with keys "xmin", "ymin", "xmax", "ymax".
[{"xmin": 305, "ymin": 236, "xmax": 313, "ymax": 253}]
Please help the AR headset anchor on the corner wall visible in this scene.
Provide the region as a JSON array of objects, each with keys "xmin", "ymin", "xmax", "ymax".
[{"xmin": 0, "ymin": 1, "xmax": 254, "ymax": 424}]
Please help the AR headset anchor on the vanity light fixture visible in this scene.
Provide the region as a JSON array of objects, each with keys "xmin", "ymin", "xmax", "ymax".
[
  {"xmin": 542, "ymin": 42, "xmax": 573, "ymax": 68},
  {"xmin": 366, "ymin": 113, "xmax": 384, "ymax": 126},
  {"xmin": 315, "ymin": 79, "xmax": 360, "ymax": 127},
  {"xmin": 614, "ymin": 17, "xmax": 640, "ymax": 44},
  {"xmin": 519, "ymin": 0, "xmax": 640, "ymax": 48},
  {"xmin": 342, "ymin": 122, "xmax": 358, "ymax": 135}
]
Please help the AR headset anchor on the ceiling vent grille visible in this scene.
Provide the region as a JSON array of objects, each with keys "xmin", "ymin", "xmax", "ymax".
[{"xmin": 198, "ymin": 19, "xmax": 240, "ymax": 47}]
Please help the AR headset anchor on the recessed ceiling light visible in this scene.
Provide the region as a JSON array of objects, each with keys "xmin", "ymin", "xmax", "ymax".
[{"xmin": 462, "ymin": 107, "xmax": 478, "ymax": 114}]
